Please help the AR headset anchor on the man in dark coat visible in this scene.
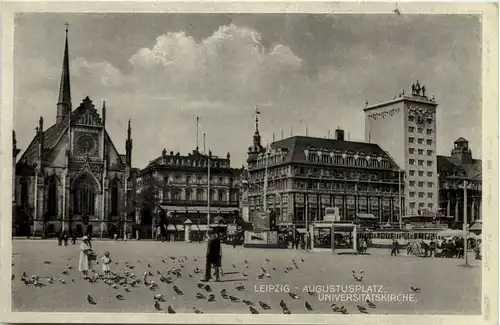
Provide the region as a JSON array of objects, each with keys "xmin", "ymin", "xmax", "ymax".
[{"xmin": 202, "ymin": 231, "xmax": 221, "ymax": 282}]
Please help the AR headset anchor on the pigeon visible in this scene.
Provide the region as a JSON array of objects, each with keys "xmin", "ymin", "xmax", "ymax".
[
  {"xmin": 155, "ymin": 294, "xmax": 165, "ymax": 302},
  {"xmin": 154, "ymin": 300, "xmax": 161, "ymax": 311},
  {"xmin": 288, "ymin": 292, "xmax": 300, "ymax": 299},
  {"xmin": 235, "ymin": 283, "xmax": 245, "ymax": 291},
  {"xmin": 193, "ymin": 307, "xmax": 203, "ymax": 314},
  {"xmin": 62, "ymin": 271, "xmax": 69, "ymax": 275},
  {"xmin": 307, "ymin": 288, "xmax": 315, "ymax": 296},
  {"xmin": 124, "ymin": 286, "xmax": 130, "ymax": 292},
  {"xmin": 196, "ymin": 293, "xmax": 206, "ymax": 299},
  {"xmin": 242, "ymin": 272, "xmax": 248, "ymax": 277},
  {"xmin": 265, "ymin": 258, "xmax": 270, "ymax": 262},
  {"xmin": 301, "ymin": 258, "xmax": 304, "ymax": 262},
  {"xmin": 162, "ymin": 259, "xmax": 166, "ymax": 264},
  {"xmin": 208, "ymin": 294, "xmax": 216, "ymax": 302},
  {"xmin": 204, "ymin": 284, "xmax": 212, "ymax": 292},
  {"xmin": 280, "ymin": 300, "xmax": 288, "ymax": 310},
  {"xmin": 173, "ymin": 286, "xmax": 183, "ymax": 295},
  {"xmin": 366, "ymin": 299, "xmax": 376, "ymax": 308},
  {"xmin": 221, "ymin": 292, "xmax": 229, "ymax": 299},
  {"xmin": 410, "ymin": 287, "xmax": 421, "ymax": 292},
  {"xmin": 116, "ymin": 294, "xmax": 125, "ymax": 300},
  {"xmin": 229, "ymin": 295, "xmax": 240, "ymax": 302},
  {"xmin": 43, "ymin": 261, "xmax": 51, "ymax": 264},
  {"xmin": 243, "ymin": 300, "xmax": 254, "ymax": 306},
  {"xmin": 305, "ymin": 301, "xmax": 313, "ymax": 311},
  {"xmin": 259, "ymin": 301, "xmax": 271, "ymax": 310},
  {"xmin": 87, "ymin": 294, "xmax": 96, "ymax": 305},
  {"xmin": 148, "ymin": 264, "xmax": 151, "ymax": 268},
  {"xmin": 257, "ymin": 274, "xmax": 265, "ymax": 279},
  {"xmin": 356, "ymin": 305, "xmax": 368, "ymax": 314},
  {"xmin": 331, "ymin": 304, "xmax": 341, "ymax": 312},
  {"xmin": 244, "ymin": 260, "xmax": 248, "ymax": 264},
  {"xmin": 167, "ymin": 305, "xmax": 176, "ymax": 314},
  {"xmin": 197, "ymin": 283, "xmax": 205, "ymax": 289},
  {"xmin": 232, "ymin": 264, "xmax": 236, "ymax": 268},
  {"xmin": 282, "ymin": 308, "xmax": 291, "ymax": 314},
  {"xmin": 249, "ymin": 306, "xmax": 259, "ymax": 314}
]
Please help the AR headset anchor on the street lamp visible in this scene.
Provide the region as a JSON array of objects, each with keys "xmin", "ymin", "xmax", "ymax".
[{"xmin": 459, "ymin": 179, "xmax": 470, "ymax": 266}]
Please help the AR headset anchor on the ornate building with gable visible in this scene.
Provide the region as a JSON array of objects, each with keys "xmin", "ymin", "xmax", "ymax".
[
  {"xmin": 246, "ymin": 110, "xmax": 405, "ymax": 228},
  {"xmin": 13, "ymin": 27, "xmax": 137, "ymax": 238}
]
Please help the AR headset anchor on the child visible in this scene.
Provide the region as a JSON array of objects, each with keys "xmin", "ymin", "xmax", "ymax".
[{"xmin": 101, "ymin": 252, "xmax": 112, "ymax": 278}]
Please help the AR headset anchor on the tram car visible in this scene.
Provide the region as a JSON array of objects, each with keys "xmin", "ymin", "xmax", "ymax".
[{"xmin": 363, "ymin": 228, "xmax": 465, "ymax": 248}]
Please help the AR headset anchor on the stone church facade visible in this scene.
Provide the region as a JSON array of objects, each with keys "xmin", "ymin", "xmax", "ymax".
[{"xmin": 13, "ymin": 27, "xmax": 137, "ymax": 238}]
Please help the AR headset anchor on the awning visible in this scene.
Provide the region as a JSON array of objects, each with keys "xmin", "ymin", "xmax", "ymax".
[
  {"xmin": 158, "ymin": 205, "xmax": 237, "ymax": 213},
  {"xmin": 356, "ymin": 213, "xmax": 377, "ymax": 220},
  {"xmin": 469, "ymin": 222, "xmax": 482, "ymax": 231},
  {"xmin": 167, "ymin": 225, "xmax": 185, "ymax": 231},
  {"xmin": 437, "ymin": 229, "xmax": 464, "ymax": 237}
]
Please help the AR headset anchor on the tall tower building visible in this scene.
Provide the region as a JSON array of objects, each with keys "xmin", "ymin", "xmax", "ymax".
[{"xmin": 364, "ymin": 81, "xmax": 438, "ymax": 216}]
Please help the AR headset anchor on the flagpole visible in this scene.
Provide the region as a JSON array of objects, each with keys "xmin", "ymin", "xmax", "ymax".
[{"xmin": 207, "ymin": 153, "xmax": 211, "ymax": 240}]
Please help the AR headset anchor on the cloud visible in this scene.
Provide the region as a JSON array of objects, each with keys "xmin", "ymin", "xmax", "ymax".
[{"xmin": 127, "ymin": 24, "xmax": 304, "ymax": 105}]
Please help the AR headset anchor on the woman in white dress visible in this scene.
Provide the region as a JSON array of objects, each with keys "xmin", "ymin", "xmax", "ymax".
[{"xmin": 78, "ymin": 236, "xmax": 92, "ymax": 279}]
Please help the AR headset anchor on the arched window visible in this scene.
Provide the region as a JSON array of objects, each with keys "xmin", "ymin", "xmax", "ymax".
[
  {"xmin": 218, "ymin": 190, "xmax": 225, "ymax": 202},
  {"xmin": 20, "ymin": 178, "xmax": 29, "ymax": 207},
  {"xmin": 111, "ymin": 178, "xmax": 120, "ymax": 216},
  {"xmin": 47, "ymin": 177, "xmax": 58, "ymax": 216},
  {"xmin": 196, "ymin": 189, "xmax": 204, "ymax": 201},
  {"xmin": 73, "ymin": 175, "xmax": 96, "ymax": 215}
]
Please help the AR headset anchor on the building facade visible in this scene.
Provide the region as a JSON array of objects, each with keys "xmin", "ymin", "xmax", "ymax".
[
  {"xmin": 13, "ymin": 27, "xmax": 137, "ymax": 237},
  {"xmin": 437, "ymin": 137, "xmax": 482, "ymax": 226},
  {"xmin": 246, "ymin": 116, "xmax": 405, "ymax": 228},
  {"xmin": 137, "ymin": 148, "xmax": 242, "ymax": 234},
  {"xmin": 364, "ymin": 82, "xmax": 438, "ymax": 216}
]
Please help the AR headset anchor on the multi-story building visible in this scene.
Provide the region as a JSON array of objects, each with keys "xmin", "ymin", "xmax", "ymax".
[
  {"xmin": 364, "ymin": 81, "xmax": 438, "ymax": 216},
  {"xmin": 13, "ymin": 26, "xmax": 137, "ymax": 238},
  {"xmin": 246, "ymin": 115, "xmax": 405, "ymax": 228},
  {"xmin": 137, "ymin": 148, "xmax": 242, "ymax": 235},
  {"xmin": 437, "ymin": 137, "xmax": 482, "ymax": 226}
]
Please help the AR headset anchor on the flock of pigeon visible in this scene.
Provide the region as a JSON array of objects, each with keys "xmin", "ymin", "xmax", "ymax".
[{"xmin": 14, "ymin": 255, "xmax": 421, "ymax": 314}]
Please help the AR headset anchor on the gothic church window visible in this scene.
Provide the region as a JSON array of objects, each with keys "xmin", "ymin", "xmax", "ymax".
[
  {"xmin": 73, "ymin": 175, "xmax": 95, "ymax": 215},
  {"xmin": 111, "ymin": 178, "xmax": 120, "ymax": 216},
  {"xmin": 47, "ymin": 176, "xmax": 58, "ymax": 216},
  {"xmin": 20, "ymin": 178, "xmax": 29, "ymax": 207}
]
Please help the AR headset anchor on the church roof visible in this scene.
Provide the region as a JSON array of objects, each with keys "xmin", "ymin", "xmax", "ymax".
[
  {"xmin": 17, "ymin": 97, "xmax": 125, "ymax": 169},
  {"xmin": 437, "ymin": 155, "xmax": 482, "ymax": 181},
  {"xmin": 268, "ymin": 136, "xmax": 400, "ymax": 169}
]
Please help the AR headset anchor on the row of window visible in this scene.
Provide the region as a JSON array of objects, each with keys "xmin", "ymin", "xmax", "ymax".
[
  {"xmin": 409, "ymin": 181, "xmax": 434, "ymax": 188},
  {"xmin": 408, "ymin": 137, "xmax": 433, "ymax": 145},
  {"xmin": 409, "ymin": 159, "xmax": 433, "ymax": 167},
  {"xmin": 408, "ymin": 170, "xmax": 434, "ymax": 177},
  {"xmin": 408, "ymin": 115, "xmax": 433, "ymax": 124},
  {"xmin": 409, "ymin": 192, "xmax": 434, "ymax": 198},
  {"xmin": 305, "ymin": 154, "xmax": 390, "ymax": 168},
  {"xmin": 409, "ymin": 202, "xmax": 434, "ymax": 209},
  {"xmin": 408, "ymin": 126, "xmax": 433, "ymax": 135},
  {"xmin": 158, "ymin": 157, "xmax": 230, "ymax": 169},
  {"xmin": 163, "ymin": 174, "xmax": 232, "ymax": 185},
  {"xmin": 251, "ymin": 168, "xmax": 399, "ymax": 183},
  {"xmin": 162, "ymin": 188, "xmax": 237, "ymax": 202},
  {"xmin": 409, "ymin": 148, "xmax": 433, "ymax": 156}
]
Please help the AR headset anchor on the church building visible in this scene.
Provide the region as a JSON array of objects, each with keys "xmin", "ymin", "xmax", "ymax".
[{"xmin": 12, "ymin": 26, "xmax": 136, "ymax": 238}]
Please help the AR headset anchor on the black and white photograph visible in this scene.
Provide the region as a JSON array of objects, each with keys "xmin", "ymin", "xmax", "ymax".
[{"xmin": 1, "ymin": 2, "xmax": 498, "ymax": 324}]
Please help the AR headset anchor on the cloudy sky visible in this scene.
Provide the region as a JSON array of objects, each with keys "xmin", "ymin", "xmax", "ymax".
[{"xmin": 14, "ymin": 13, "xmax": 481, "ymax": 168}]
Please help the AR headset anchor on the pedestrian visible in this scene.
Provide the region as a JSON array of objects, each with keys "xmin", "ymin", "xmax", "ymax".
[
  {"xmin": 390, "ymin": 239, "xmax": 397, "ymax": 256},
  {"xmin": 101, "ymin": 251, "xmax": 112, "ymax": 278},
  {"xmin": 232, "ymin": 235, "xmax": 237, "ymax": 248},
  {"xmin": 71, "ymin": 231, "xmax": 77, "ymax": 245},
  {"xmin": 78, "ymin": 236, "xmax": 93, "ymax": 279},
  {"xmin": 57, "ymin": 232, "xmax": 63, "ymax": 246},
  {"xmin": 202, "ymin": 231, "xmax": 221, "ymax": 282},
  {"xmin": 63, "ymin": 231, "xmax": 69, "ymax": 246},
  {"xmin": 429, "ymin": 239, "xmax": 436, "ymax": 257}
]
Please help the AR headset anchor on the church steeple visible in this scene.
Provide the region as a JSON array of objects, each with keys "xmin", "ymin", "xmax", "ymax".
[
  {"xmin": 253, "ymin": 106, "xmax": 261, "ymax": 147},
  {"xmin": 247, "ymin": 106, "xmax": 264, "ymax": 164},
  {"xmin": 56, "ymin": 23, "xmax": 72, "ymax": 124},
  {"xmin": 125, "ymin": 119, "xmax": 133, "ymax": 166}
]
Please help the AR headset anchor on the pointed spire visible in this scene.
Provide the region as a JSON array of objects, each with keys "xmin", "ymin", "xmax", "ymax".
[
  {"xmin": 57, "ymin": 23, "xmax": 71, "ymax": 123},
  {"xmin": 254, "ymin": 106, "xmax": 260, "ymax": 135},
  {"xmin": 127, "ymin": 119, "xmax": 131, "ymax": 139}
]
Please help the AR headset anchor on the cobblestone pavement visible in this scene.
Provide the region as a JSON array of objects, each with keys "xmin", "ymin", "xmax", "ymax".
[{"xmin": 11, "ymin": 240, "xmax": 481, "ymax": 315}]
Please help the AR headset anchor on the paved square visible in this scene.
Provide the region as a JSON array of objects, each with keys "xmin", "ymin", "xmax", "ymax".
[{"xmin": 12, "ymin": 240, "xmax": 481, "ymax": 315}]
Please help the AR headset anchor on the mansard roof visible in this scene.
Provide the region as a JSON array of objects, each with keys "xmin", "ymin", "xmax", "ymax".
[
  {"xmin": 17, "ymin": 97, "xmax": 125, "ymax": 169},
  {"xmin": 437, "ymin": 155, "xmax": 482, "ymax": 181},
  {"xmin": 269, "ymin": 136, "xmax": 399, "ymax": 169}
]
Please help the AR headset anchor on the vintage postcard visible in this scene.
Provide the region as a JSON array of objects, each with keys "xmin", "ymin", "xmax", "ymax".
[{"xmin": 0, "ymin": 2, "xmax": 498, "ymax": 324}]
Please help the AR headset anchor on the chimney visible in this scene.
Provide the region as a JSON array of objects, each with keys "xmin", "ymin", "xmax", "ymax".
[{"xmin": 335, "ymin": 128, "xmax": 345, "ymax": 141}]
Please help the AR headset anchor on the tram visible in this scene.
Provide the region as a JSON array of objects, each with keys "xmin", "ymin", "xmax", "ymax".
[{"xmin": 363, "ymin": 228, "xmax": 465, "ymax": 248}]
